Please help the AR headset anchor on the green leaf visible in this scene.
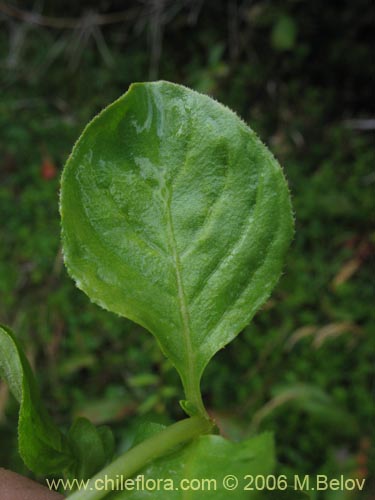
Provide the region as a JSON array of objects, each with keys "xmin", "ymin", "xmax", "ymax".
[
  {"xmin": 131, "ymin": 421, "xmax": 166, "ymax": 447},
  {"xmin": 61, "ymin": 81, "xmax": 294, "ymax": 415},
  {"xmin": 0, "ymin": 324, "xmax": 115, "ymax": 478},
  {"xmin": 108, "ymin": 432, "xmax": 275, "ymax": 499},
  {"xmin": 67, "ymin": 417, "xmax": 115, "ymax": 480},
  {"xmin": 0, "ymin": 324, "xmax": 73, "ymax": 474}
]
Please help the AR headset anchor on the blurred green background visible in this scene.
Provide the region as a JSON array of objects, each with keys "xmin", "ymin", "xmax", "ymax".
[{"xmin": 0, "ymin": 1, "xmax": 374, "ymax": 498}]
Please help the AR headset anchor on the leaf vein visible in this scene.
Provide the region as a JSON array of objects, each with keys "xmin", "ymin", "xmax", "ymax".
[
  {"xmin": 202, "ymin": 201, "xmax": 283, "ymax": 341},
  {"xmin": 189, "ymin": 174, "xmax": 262, "ymax": 306}
]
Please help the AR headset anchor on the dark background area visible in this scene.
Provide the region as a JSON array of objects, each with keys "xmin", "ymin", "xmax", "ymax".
[{"xmin": 0, "ymin": 1, "xmax": 374, "ymax": 499}]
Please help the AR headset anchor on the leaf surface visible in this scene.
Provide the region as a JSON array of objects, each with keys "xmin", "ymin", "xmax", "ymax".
[
  {"xmin": 108, "ymin": 432, "xmax": 275, "ymax": 500},
  {"xmin": 0, "ymin": 324, "xmax": 72, "ymax": 474},
  {"xmin": 67, "ymin": 417, "xmax": 115, "ymax": 479},
  {"xmin": 61, "ymin": 81, "xmax": 294, "ymax": 413},
  {"xmin": 0, "ymin": 324, "xmax": 114, "ymax": 478}
]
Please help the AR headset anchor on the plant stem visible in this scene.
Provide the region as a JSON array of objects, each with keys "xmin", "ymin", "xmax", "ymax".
[
  {"xmin": 66, "ymin": 416, "xmax": 213, "ymax": 500},
  {"xmin": 183, "ymin": 375, "xmax": 209, "ymax": 419}
]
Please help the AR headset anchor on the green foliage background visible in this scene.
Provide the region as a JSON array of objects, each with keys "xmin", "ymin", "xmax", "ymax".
[{"xmin": 0, "ymin": 1, "xmax": 373, "ymax": 499}]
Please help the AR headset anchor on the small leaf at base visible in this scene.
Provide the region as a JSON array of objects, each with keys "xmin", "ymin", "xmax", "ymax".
[{"xmin": 0, "ymin": 324, "xmax": 72, "ymax": 474}]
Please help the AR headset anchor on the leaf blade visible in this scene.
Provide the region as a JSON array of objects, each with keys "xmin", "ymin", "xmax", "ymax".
[
  {"xmin": 0, "ymin": 324, "xmax": 73, "ymax": 474},
  {"xmin": 108, "ymin": 432, "xmax": 275, "ymax": 500},
  {"xmin": 0, "ymin": 324, "xmax": 114, "ymax": 478},
  {"xmin": 61, "ymin": 81, "xmax": 294, "ymax": 412}
]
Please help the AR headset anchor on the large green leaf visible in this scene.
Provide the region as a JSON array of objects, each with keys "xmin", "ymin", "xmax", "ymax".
[
  {"xmin": 0, "ymin": 324, "xmax": 72, "ymax": 474},
  {"xmin": 61, "ymin": 81, "xmax": 294, "ymax": 414},
  {"xmin": 108, "ymin": 432, "xmax": 275, "ymax": 500}
]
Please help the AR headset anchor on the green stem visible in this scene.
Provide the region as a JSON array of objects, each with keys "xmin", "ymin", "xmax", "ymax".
[
  {"xmin": 183, "ymin": 375, "xmax": 208, "ymax": 419},
  {"xmin": 66, "ymin": 416, "xmax": 213, "ymax": 500}
]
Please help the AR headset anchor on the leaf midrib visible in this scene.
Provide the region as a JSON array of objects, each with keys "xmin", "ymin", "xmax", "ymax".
[{"xmin": 164, "ymin": 183, "xmax": 195, "ymax": 398}]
